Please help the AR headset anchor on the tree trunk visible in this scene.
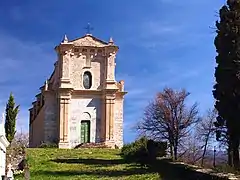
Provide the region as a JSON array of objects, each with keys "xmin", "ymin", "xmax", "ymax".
[
  {"xmin": 228, "ymin": 148, "xmax": 232, "ymax": 166},
  {"xmin": 232, "ymin": 137, "xmax": 240, "ymax": 169},
  {"xmin": 173, "ymin": 146, "xmax": 178, "ymax": 161},
  {"xmin": 201, "ymin": 134, "xmax": 210, "ymax": 167},
  {"xmin": 169, "ymin": 144, "xmax": 173, "ymax": 159},
  {"xmin": 226, "ymin": 138, "xmax": 233, "ymax": 167}
]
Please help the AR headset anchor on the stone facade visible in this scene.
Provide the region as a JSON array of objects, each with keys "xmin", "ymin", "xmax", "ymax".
[
  {"xmin": 29, "ymin": 33, "xmax": 127, "ymax": 149},
  {"xmin": 69, "ymin": 97, "xmax": 101, "ymax": 148}
]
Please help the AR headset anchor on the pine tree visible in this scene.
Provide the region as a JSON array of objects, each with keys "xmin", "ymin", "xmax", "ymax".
[
  {"xmin": 213, "ymin": 0, "xmax": 240, "ymax": 169},
  {"xmin": 5, "ymin": 93, "xmax": 19, "ymax": 144}
]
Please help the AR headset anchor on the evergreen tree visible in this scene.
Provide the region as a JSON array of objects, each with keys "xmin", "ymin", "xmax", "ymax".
[
  {"xmin": 213, "ymin": 0, "xmax": 240, "ymax": 169},
  {"xmin": 5, "ymin": 93, "xmax": 19, "ymax": 144}
]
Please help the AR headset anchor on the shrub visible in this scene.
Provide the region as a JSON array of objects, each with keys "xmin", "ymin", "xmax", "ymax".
[
  {"xmin": 39, "ymin": 142, "xmax": 58, "ymax": 148},
  {"xmin": 120, "ymin": 137, "xmax": 167, "ymax": 166}
]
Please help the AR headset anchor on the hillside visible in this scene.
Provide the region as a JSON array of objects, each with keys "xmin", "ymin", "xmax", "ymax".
[{"xmin": 16, "ymin": 148, "xmax": 160, "ymax": 180}]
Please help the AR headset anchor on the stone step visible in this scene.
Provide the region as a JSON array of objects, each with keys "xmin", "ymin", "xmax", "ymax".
[{"xmin": 75, "ymin": 142, "xmax": 108, "ymax": 149}]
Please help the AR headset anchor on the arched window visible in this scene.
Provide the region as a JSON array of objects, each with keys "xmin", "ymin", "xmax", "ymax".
[{"xmin": 83, "ymin": 71, "xmax": 92, "ymax": 89}]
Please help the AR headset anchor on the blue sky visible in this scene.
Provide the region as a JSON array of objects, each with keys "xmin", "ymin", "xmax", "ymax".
[{"xmin": 0, "ymin": 0, "xmax": 226, "ymax": 143}]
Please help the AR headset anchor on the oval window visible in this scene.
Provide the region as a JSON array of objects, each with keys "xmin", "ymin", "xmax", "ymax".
[{"xmin": 83, "ymin": 71, "xmax": 92, "ymax": 89}]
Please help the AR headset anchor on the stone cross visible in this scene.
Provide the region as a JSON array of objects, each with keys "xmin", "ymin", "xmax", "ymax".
[{"xmin": 85, "ymin": 23, "xmax": 94, "ymax": 34}]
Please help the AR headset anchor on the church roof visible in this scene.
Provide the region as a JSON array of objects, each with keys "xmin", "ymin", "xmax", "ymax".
[
  {"xmin": 68, "ymin": 34, "xmax": 116, "ymax": 48},
  {"xmin": 69, "ymin": 34, "xmax": 108, "ymax": 46}
]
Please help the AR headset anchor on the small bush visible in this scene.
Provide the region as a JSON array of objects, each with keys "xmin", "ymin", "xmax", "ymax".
[
  {"xmin": 39, "ymin": 142, "xmax": 58, "ymax": 148},
  {"xmin": 120, "ymin": 137, "xmax": 167, "ymax": 166},
  {"xmin": 214, "ymin": 164, "xmax": 240, "ymax": 175}
]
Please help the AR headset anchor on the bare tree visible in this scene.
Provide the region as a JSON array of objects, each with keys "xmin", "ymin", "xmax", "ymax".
[
  {"xmin": 197, "ymin": 109, "xmax": 217, "ymax": 166},
  {"xmin": 12, "ymin": 132, "xmax": 29, "ymax": 148},
  {"xmin": 6, "ymin": 132, "xmax": 29, "ymax": 171},
  {"xmin": 137, "ymin": 88, "xmax": 199, "ymax": 160},
  {"xmin": 179, "ymin": 132, "xmax": 202, "ymax": 165}
]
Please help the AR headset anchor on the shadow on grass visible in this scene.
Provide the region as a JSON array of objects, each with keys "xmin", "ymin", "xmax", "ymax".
[
  {"xmin": 47, "ymin": 158, "xmax": 226, "ymax": 180},
  {"xmin": 45, "ymin": 158, "xmax": 159, "ymax": 178},
  {"xmin": 34, "ymin": 167, "xmax": 156, "ymax": 178},
  {"xmin": 52, "ymin": 158, "xmax": 126, "ymax": 166},
  {"xmin": 151, "ymin": 159, "xmax": 229, "ymax": 180}
]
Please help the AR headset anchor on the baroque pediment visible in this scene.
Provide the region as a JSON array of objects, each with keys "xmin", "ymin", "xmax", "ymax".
[{"xmin": 70, "ymin": 34, "xmax": 108, "ymax": 47}]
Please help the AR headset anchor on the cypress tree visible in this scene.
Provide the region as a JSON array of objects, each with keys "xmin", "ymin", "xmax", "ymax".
[
  {"xmin": 213, "ymin": 0, "xmax": 240, "ymax": 169},
  {"xmin": 5, "ymin": 93, "xmax": 19, "ymax": 144}
]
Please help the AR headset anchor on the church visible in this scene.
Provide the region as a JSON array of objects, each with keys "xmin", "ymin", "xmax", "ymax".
[{"xmin": 29, "ymin": 32, "xmax": 127, "ymax": 149}]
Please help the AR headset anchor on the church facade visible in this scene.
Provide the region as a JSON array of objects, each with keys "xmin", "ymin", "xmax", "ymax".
[{"xmin": 29, "ymin": 33, "xmax": 127, "ymax": 149}]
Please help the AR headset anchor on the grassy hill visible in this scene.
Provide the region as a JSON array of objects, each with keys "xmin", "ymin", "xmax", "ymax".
[{"xmin": 15, "ymin": 148, "xmax": 160, "ymax": 180}]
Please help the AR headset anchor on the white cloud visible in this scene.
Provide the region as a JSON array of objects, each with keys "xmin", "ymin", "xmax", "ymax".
[
  {"xmin": 140, "ymin": 20, "xmax": 182, "ymax": 39},
  {"xmin": 0, "ymin": 32, "xmax": 55, "ymax": 133}
]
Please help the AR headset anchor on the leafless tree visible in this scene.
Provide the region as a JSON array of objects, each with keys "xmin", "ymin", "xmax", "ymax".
[
  {"xmin": 179, "ymin": 132, "xmax": 202, "ymax": 165},
  {"xmin": 197, "ymin": 108, "xmax": 217, "ymax": 166},
  {"xmin": 11, "ymin": 132, "xmax": 29, "ymax": 148},
  {"xmin": 6, "ymin": 132, "xmax": 29, "ymax": 171},
  {"xmin": 137, "ymin": 88, "xmax": 200, "ymax": 160},
  {"xmin": 178, "ymin": 109, "xmax": 217, "ymax": 167}
]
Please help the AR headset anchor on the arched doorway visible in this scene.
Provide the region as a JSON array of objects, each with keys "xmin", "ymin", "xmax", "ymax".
[{"xmin": 81, "ymin": 120, "xmax": 90, "ymax": 144}]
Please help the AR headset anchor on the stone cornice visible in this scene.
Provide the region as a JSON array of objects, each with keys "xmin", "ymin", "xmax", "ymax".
[
  {"xmin": 32, "ymin": 101, "xmax": 37, "ymax": 105},
  {"xmin": 35, "ymin": 93, "xmax": 41, "ymax": 98},
  {"xmin": 0, "ymin": 135, "xmax": 10, "ymax": 148},
  {"xmin": 72, "ymin": 89, "xmax": 103, "ymax": 96},
  {"xmin": 116, "ymin": 91, "xmax": 127, "ymax": 98}
]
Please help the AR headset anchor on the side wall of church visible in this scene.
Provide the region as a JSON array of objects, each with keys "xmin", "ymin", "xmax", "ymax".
[
  {"xmin": 30, "ymin": 108, "xmax": 45, "ymax": 147},
  {"xmin": 114, "ymin": 98, "xmax": 124, "ymax": 148},
  {"xmin": 70, "ymin": 53, "xmax": 105, "ymax": 90},
  {"xmin": 44, "ymin": 93, "xmax": 58, "ymax": 144},
  {"xmin": 69, "ymin": 97, "xmax": 102, "ymax": 148}
]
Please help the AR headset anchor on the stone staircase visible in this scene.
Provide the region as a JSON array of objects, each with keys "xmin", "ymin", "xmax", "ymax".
[{"xmin": 74, "ymin": 142, "xmax": 109, "ymax": 149}]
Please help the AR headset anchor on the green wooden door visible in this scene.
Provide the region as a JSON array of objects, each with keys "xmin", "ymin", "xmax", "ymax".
[{"xmin": 81, "ymin": 121, "xmax": 90, "ymax": 143}]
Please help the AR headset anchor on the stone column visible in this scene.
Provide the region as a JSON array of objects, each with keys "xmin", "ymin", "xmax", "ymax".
[{"xmin": 58, "ymin": 92, "xmax": 71, "ymax": 149}]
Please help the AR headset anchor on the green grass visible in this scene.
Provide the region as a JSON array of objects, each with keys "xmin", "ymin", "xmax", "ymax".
[{"xmin": 15, "ymin": 148, "xmax": 160, "ymax": 180}]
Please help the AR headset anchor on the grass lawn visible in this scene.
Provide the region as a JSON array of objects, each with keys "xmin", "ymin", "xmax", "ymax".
[{"xmin": 15, "ymin": 148, "xmax": 160, "ymax": 180}]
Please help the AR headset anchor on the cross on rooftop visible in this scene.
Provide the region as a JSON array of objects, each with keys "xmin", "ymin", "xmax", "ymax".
[{"xmin": 85, "ymin": 23, "xmax": 94, "ymax": 34}]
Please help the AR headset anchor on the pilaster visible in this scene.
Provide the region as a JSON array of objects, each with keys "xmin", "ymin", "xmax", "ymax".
[
  {"xmin": 100, "ymin": 97, "xmax": 106, "ymax": 142},
  {"xmin": 106, "ymin": 51, "xmax": 116, "ymax": 82},
  {"xmin": 55, "ymin": 41, "xmax": 73, "ymax": 89},
  {"xmin": 58, "ymin": 90, "xmax": 72, "ymax": 149},
  {"xmin": 102, "ymin": 93, "xmax": 116, "ymax": 148}
]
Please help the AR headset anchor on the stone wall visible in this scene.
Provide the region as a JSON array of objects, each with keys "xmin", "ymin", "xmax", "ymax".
[
  {"xmin": 69, "ymin": 97, "xmax": 101, "ymax": 148},
  {"xmin": 44, "ymin": 93, "xmax": 58, "ymax": 144},
  {"xmin": 157, "ymin": 158, "xmax": 239, "ymax": 180},
  {"xmin": 70, "ymin": 53, "xmax": 105, "ymax": 90},
  {"xmin": 30, "ymin": 108, "xmax": 45, "ymax": 147},
  {"xmin": 114, "ymin": 98, "xmax": 124, "ymax": 148}
]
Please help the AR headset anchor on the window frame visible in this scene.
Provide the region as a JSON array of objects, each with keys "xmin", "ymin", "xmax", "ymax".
[{"xmin": 82, "ymin": 71, "xmax": 93, "ymax": 89}]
